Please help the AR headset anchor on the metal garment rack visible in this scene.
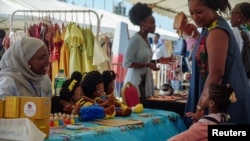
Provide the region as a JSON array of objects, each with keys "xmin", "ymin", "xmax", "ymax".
[{"xmin": 9, "ymin": 9, "xmax": 101, "ymax": 36}]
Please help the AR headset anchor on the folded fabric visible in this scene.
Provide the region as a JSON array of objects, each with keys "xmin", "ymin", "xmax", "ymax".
[{"xmin": 0, "ymin": 118, "xmax": 46, "ymax": 141}]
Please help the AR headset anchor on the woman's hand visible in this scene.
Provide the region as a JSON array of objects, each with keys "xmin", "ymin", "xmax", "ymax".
[
  {"xmin": 146, "ymin": 63, "xmax": 160, "ymax": 71},
  {"xmin": 159, "ymin": 57, "xmax": 176, "ymax": 64}
]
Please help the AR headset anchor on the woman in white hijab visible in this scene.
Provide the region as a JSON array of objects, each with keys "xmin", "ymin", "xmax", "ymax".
[{"xmin": 0, "ymin": 37, "xmax": 52, "ymax": 99}]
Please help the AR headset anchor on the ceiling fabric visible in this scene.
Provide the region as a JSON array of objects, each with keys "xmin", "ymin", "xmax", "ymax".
[
  {"xmin": 0, "ymin": 0, "xmax": 178, "ymax": 40},
  {"xmin": 126, "ymin": 0, "xmax": 249, "ymax": 19}
]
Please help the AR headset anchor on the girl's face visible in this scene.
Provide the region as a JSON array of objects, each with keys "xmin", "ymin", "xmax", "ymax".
[
  {"xmin": 106, "ymin": 80, "xmax": 115, "ymax": 95},
  {"xmin": 94, "ymin": 83, "xmax": 105, "ymax": 97},
  {"xmin": 60, "ymin": 100, "xmax": 74, "ymax": 114},
  {"xmin": 188, "ymin": 0, "xmax": 215, "ymax": 28}
]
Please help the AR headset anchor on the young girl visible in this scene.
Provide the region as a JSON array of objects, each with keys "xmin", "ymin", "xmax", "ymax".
[{"xmin": 168, "ymin": 84, "xmax": 236, "ymax": 141}]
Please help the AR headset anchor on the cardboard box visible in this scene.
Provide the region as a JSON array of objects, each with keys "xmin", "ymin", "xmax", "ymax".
[
  {"xmin": 0, "ymin": 99, "xmax": 5, "ymax": 117},
  {"xmin": 20, "ymin": 97, "xmax": 51, "ymax": 119},
  {"xmin": 20, "ymin": 97, "xmax": 51, "ymax": 137},
  {"xmin": 4, "ymin": 96, "xmax": 21, "ymax": 118}
]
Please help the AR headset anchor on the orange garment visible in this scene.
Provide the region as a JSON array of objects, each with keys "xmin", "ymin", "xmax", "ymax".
[
  {"xmin": 60, "ymin": 24, "xmax": 70, "ymax": 77},
  {"xmin": 52, "ymin": 25, "xmax": 62, "ymax": 90}
]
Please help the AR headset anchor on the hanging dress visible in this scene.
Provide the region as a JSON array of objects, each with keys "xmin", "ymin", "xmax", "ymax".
[
  {"xmin": 51, "ymin": 23, "xmax": 63, "ymax": 88},
  {"xmin": 82, "ymin": 27, "xmax": 95, "ymax": 72},
  {"xmin": 59, "ymin": 24, "xmax": 70, "ymax": 77}
]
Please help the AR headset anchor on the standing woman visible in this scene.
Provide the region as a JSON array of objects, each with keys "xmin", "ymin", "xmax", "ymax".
[
  {"xmin": 230, "ymin": 2, "xmax": 250, "ymax": 85},
  {"xmin": 123, "ymin": 2, "xmax": 174, "ymax": 98},
  {"xmin": 184, "ymin": 0, "xmax": 250, "ymax": 128},
  {"xmin": 0, "ymin": 37, "xmax": 52, "ymax": 99}
]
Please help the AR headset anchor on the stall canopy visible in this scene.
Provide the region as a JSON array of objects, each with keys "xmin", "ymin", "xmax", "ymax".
[
  {"xmin": 0, "ymin": 0, "xmax": 178, "ymax": 40},
  {"xmin": 126, "ymin": 0, "xmax": 249, "ymax": 19}
]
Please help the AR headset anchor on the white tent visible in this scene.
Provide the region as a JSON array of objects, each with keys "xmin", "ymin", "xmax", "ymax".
[
  {"xmin": 126, "ymin": 0, "xmax": 248, "ymax": 19},
  {"xmin": 0, "ymin": 0, "xmax": 178, "ymax": 40}
]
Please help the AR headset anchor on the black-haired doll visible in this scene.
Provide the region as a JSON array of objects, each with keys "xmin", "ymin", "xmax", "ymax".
[
  {"xmin": 82, "ymin": 70, "xmax": 131, "ymax": 117},
  {"xmin": 52, "ymin": 71, "xmax": 115, "ymax": 121},
  {"xmin": 102, "ymin": 70, "xmax": 132, "ymax": 116}
]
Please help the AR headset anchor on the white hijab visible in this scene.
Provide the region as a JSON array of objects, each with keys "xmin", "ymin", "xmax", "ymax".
[{"xmin": 0, "ymin": 37, "xmax": 46, "ymax": 96}]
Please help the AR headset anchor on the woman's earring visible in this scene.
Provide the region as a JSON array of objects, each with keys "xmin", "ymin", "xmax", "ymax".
[{"xmin": 28, "ymin": 64, "xmax": 31, "ymax": 69}]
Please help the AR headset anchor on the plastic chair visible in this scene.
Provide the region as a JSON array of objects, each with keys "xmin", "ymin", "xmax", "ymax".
[{"xmin": 121, "ymin": 82, "xmax": 140, "ymax": 107}]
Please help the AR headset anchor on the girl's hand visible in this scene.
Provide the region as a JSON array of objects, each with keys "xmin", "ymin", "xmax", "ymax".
[{"xmin": 185, "ymin": 109, "xmax": 204, "ymax": 123}]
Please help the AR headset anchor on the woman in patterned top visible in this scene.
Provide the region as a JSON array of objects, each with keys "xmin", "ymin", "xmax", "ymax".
[{"xmin": 183, "ymin": 0, "xmax": 250, "ymax": 128}]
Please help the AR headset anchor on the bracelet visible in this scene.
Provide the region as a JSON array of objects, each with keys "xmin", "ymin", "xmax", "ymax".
[{"xmin": 196, "ymin": 105, "xmax": 203, "ymax": 110}]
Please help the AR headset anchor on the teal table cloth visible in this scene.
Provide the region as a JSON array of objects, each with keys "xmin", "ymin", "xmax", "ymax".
[{"xmin": 45, "ymin": 108, "xmax": 187, "ymax": 141}]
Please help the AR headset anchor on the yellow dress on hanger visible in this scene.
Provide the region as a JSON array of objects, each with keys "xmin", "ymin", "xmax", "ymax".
[
  {"xmin": 82, "ymin": 27, "xmax": 95, "ymax": 72},
  {"xmin": 69, "ymin": 23, "xmax": 84, "ymax": 74}
]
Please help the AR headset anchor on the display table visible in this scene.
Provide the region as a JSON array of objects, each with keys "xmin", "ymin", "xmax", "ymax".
[
  {"xmin": 140, "ymin": 96, "xmax": 187, "ymax": 118},
  {"xmin": 45, "ymin": 108, "xmax": 186, "ymax": 141}
]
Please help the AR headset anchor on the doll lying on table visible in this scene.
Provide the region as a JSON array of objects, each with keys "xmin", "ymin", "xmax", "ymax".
[
  {"xmin": 51, "ymin": 71, "xmax": 116, "ymax": 122},
  {"xmin": 81, "ymin": 70, "xmax": 143, "ymax": 117}
]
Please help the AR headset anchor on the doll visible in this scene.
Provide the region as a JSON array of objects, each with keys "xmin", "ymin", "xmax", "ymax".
[
  {"xmin": 102, "ymin": 70, "xmax": 132, "ymax": 116},
  {"xmin": 52, "ymin": 71, "xmax": 116, "ymax": 121}
]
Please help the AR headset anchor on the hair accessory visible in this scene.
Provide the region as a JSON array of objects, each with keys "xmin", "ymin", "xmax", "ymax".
[
  {"xmin": 229, "ymin": 92, "xmax": 237, "ymax": 103},
  {"xmin": 68, "ymin": 79, "xmax": 77, "ymax": 92}
]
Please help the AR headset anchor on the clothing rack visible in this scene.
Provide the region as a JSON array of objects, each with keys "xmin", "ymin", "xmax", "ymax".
[{"xmin": 9, "ymin": 9, "xmax": 101, "ymax": 36}]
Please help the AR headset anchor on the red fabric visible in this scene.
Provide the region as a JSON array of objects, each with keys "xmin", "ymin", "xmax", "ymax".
[{"xmin": 122, "ymin": 82, "xmax": 140, "ymax": 107}]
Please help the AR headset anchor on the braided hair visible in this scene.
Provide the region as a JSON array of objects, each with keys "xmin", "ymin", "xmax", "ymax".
[
  {"xmin": 208, "ymin": 84, "xmax": 234, "ymax": 113},
  {"xmin": 82, "ymin": 70, "xmax": 103, "ymax": 99}
]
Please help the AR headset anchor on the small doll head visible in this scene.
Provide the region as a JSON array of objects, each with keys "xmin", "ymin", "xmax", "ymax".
[
  {"xmin": 82, "ymin": 70, "xmax": 104, "ymax": 99},
  {"xmin": 102, "ymin": 70, "xmax": 117, "ymax": 95},
  {"xmin": 59, "ymin": 71, "xmax": 83, "ymax": 113}
]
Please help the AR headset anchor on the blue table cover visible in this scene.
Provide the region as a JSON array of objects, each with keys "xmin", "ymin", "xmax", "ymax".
[{"xmin": 45, "ymin": 108, "xmax": 186, "ymax": 141}]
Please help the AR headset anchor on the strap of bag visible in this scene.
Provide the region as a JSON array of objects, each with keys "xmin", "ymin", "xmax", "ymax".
[{"xmin": 201, "ymin": 116, "xmax": 220, "ymax": 124}]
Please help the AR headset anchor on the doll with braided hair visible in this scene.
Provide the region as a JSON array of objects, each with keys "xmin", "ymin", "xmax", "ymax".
[{"xmin": 52, "ymin": 71, "xmax": 115, "ymax": 121}]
